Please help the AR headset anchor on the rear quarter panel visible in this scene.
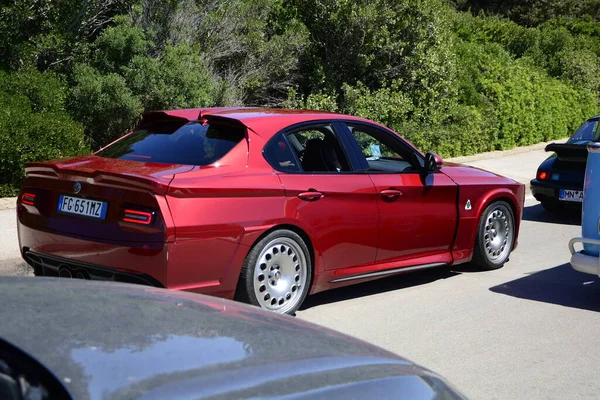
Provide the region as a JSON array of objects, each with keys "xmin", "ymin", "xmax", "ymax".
[{"xmin": 163, "ymin": 130, "xmax": 325, "ymax": 297}]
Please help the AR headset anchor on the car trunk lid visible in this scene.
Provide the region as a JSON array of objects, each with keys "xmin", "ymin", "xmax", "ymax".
[
  {"xmin": 20, "ymin": 155, "xmax": 193, "ymax": 243},
  {"xmin": 545, "ymin": 143, "xmax": 588, "ymax": 185}
]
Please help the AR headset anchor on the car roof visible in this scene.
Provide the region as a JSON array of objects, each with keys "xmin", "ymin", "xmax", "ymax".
[{"xmin": 0, "ymin": 277, "xmax": 463, "ymax": 399}]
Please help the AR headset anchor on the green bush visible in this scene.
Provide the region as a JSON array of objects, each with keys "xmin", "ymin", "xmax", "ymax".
[
  {"xmin": 69, "ymin": 64, "xmax": 143, "ymax": 149},
  {"xmin": 0, "ymin": 69, "xmax": 88, "ymax": 196},
  {"xmin": 455, "ymin": 41, "xmax": 598, "ymax": 151},
  {"xmin": 124, "ymin": 43, "xmax": 220, "ymax": 111},
  {"xmin": 1, "ymin": 0, "xmax": 600, "ymax": 196},
  {"xmin": 341, "ymin": 81, "xmax": 413, "ymax": 130}
]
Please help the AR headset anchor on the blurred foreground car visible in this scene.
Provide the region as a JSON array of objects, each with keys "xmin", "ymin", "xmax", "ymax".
[
  {"xmin": 18, "ymin": 108, "xmax": 524, "ymax": 314},
  {"xmin": 0, "ymin": 277, "xmax": 467, "ymax": 400},
  {"xmin": 569, "ymin": 142, "xmax": 600, "ymax": 275},
  {"xmin": 531, "ymin": 115, "xmax": 600, "ymax": 211}
]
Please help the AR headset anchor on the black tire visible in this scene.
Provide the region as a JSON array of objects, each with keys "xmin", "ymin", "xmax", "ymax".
[
  {"xmin": 540, "ymin": 200, "xmax": 562, "ymax": 212},
  {"xmin": 236, "ymin": 229, "xmax": 312, "ymax": 315},
  {"xmin": 471, "ymin": 201, "xmax": 515, "ymax": 271}
]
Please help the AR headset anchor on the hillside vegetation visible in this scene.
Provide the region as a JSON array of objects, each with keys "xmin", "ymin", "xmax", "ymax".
[{"xmin": 1, "ymin": 0, "xmax": 599, "ymax": 195}]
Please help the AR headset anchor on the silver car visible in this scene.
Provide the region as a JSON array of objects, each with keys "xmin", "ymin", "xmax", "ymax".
[{"xmin": 0, "ymin": 277, "xmax": 467, "ymax": 399}]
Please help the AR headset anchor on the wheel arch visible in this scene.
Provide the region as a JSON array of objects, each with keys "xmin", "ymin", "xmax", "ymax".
[
  {"xmin": 246, "ymin": 224, "xmax": 316, "ymax": 270},
  {"xmin": 235, "ymin": 223, "xmax": 318, "ymax": 296},
  {"xmin": 475, "ymin": 190, "xmax": 521, "ymax": 249}
]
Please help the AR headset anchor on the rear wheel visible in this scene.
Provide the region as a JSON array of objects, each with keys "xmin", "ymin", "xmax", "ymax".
[
  {"xmin": 472, "ymin": 201, "xmax": 515, "ymax": 270},
  {"xmin": 237, "ymin": 230, "xmax": 311, "ymax": 315}
]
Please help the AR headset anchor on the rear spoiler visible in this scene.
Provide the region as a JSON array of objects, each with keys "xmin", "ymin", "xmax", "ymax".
[
  {"xmin": 141, "ymin": 107, "xmax": 253, "ymax": 123},
  {"xmin": 545, "ymin": 143, "xmax": 588, "ymax": 162},
  {"xmin": 139, "ymin": 109, "xmax": 252, "ymax": 132}
]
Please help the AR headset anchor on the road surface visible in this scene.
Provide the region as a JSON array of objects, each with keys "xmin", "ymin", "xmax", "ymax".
[{"xmin": 2, "ymin": 144, "xmax": 597, "ymax": 399}]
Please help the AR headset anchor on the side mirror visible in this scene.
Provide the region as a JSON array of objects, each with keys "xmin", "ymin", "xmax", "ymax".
[{"xmin": 425, "ymin": 152, "xmax": 443, "ymax": 172}]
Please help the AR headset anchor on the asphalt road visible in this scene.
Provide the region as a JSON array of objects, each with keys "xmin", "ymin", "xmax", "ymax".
[
  {"xmin": 297, "ymin": 198, "xmax": 594, "ymax": 399},
  {"xmin": 0, "ymin": 209, "xmax": 31, "ymax": 277},
  {"xmin": 2, "ymin": 144, "xmax": 598, "ymax": 399}
]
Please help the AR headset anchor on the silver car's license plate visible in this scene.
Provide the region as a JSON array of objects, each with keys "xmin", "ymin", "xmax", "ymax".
[
  {"xmin": 559, "ymin": 189, "xmax": 583, "ymax": 203},
  {"xmin": 58, "ymin": 195, "xmax": 108, "ymax": 219}
]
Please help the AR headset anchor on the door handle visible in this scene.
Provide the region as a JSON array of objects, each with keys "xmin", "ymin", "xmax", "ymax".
[
  {"xmin": 380, "ymin": 189, "xmax": 402, "ymax": 201},
  {"xmin": 298, "ymin": 191, "xmax": 324, "ymax": 201}
]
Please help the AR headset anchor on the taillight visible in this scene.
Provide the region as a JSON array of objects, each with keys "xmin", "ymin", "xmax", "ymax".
[
  {"xmin": 122, "ymin": 209, "xmax": 153, "ymax": 225},
  {"xmin": 536, "ymin": 171, "xmax": 548, "ymax": 180},
  {"xmin": 21, "ymin": 192, "xmax": 36, "ymax": 206}
]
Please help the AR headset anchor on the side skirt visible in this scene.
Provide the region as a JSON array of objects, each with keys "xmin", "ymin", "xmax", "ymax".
[{"xmin": 330, "ymin": 262, "xmax": 447, "ymax": 283}]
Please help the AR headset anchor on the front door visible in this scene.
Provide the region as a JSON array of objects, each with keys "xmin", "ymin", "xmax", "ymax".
[{"xmin": 340, "ymin": 121, "xmax": 458, "ymax": 264}]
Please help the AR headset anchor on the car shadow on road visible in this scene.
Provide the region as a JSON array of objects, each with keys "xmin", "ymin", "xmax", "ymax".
[
  {"xmin": 300, "ymin": 267, "xmax": 460, "ymax": 311},
  {"xmin": 522, "ymin": 203, "xmax": 581, "ymax": 226},
  {"xmin": 490, "ymin": 263, "xmax": 600, "ymax": 312}
]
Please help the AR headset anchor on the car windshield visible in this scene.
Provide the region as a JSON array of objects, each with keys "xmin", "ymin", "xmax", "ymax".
[
  {"xmin": 568, "ymin": 119, "xmax": 600, "ymax": 143},
  {"xmin": 97, "ymin": 120, "xmax": 246, "ymax": 165}
]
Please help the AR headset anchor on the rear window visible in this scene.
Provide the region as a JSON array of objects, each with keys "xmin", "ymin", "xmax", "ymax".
[
  {"xmin": 97, "ymin": 120, "xmax": 246, "ymax": 165},
  {"xmin": 568, "ymin": 119, "xmax": 600, "ymax": 143}
]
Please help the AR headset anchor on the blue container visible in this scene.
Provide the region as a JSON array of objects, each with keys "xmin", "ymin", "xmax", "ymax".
[{"xmin": 582, "ymin": 143, "xmax": 600, "ymax": 256}]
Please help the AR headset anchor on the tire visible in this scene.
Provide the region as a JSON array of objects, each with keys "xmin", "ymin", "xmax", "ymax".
[
  {"xmin": 471, "ymin": 201, "xmax": 515, "ymax": 271},
  {"xmin": 540, "ymin": 200, "xmax": 562, "ymax": 212},
  {"xmin": 236, "ymin": 229, "xmax": 312, "ymax": 315}
]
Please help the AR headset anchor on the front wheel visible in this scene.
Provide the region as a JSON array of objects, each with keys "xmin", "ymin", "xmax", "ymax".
[
  {"xmin": 471, "ymin": 201, "xmax": 515, "ymax": 270},
  {"xmin": 237, "ymin": 230, "xmax": 312, "ymax": 315}
]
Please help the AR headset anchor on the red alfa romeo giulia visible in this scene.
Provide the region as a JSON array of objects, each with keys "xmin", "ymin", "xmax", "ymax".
[{"xmin": 17, "ymin": 108, "xmax": 524, "ymax": 314}]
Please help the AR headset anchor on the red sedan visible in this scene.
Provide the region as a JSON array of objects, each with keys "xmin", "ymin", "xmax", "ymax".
[{"xmin": 17, "ymin": 108, "xmax": 524, "ymax": 314}]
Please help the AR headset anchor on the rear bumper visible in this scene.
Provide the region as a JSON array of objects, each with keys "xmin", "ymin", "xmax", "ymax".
[
  {"xmin": 18, "ymin": 218, "xmax": 249, "ymax": 300},
  {"xmin": 530, "ymin": 179, "xmax": 582, "ymax": 203},
  {"xmin": 18, "ymin": 220, "xmax": 169, "ymax": 286},
  {"xmin": 569, "ymin": 237, "xmax": 600, "ymax": 276},
  {"xmin": 25, "ymin": 251, "xmax": 163, "ymax": 287}
]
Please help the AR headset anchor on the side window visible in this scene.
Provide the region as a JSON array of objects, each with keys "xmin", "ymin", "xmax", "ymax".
[
  {"xmin": 263, "ymin": 135, "xmax": 301, "ymax": 172},
  {"xmin": 266, "ymin": 124, "xmax": 352, "ymax": 173},
  {"xmin": 347, "ymin": 123, "xmax": 422, "ymax": 173}
]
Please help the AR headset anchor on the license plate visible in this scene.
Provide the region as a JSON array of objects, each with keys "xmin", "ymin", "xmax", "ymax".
[
  {"xmin": 58, "ymin": 195, "xmax": 108, "ymax": 219},
  {"xmin": 559, "ymin": 189, "xmax": 584, "ymax": 203}
]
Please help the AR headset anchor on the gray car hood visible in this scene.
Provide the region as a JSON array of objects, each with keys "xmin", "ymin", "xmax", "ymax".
[{"xmin": 0, "ymin": 277, "xmax": 465, "ymax": 399}]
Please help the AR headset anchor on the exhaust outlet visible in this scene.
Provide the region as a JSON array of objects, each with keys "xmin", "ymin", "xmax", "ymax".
[{"xmin": 58, "ymin": 267, "xmax": 73, "ymax": 278}]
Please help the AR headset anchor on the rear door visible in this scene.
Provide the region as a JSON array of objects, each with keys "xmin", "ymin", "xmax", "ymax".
[
  {"xmin": 338, "ymin": 121, "xmax": 458, "ymax": 264},
  {"xmin": 265, "ymin": 122, "xmax": 379, "ymax": 272}
]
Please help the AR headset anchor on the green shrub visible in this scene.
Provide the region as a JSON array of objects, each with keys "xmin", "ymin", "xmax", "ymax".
[
  {"xmin": 0, "ymin": 69, "xmax": 88, "ymax": 196},
  {"xmin": 123, "ymin": 43, "xmax": 221, "ymax": 111},
  {"xmin": 455, "ymin": 41, "xmax": 598, "ymax": 151},
  {"xmin": 341, "ymin": 81, "xmax": 413, "ymax": 130},
  {"xmin": 69, "ymin": 64, "xmax": 143, "ymax": 149}
]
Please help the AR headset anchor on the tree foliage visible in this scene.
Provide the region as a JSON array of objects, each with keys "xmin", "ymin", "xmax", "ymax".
[
  {"xmin": 0, "ymin": 69, "xmax": 88, "ymax": 196},
  {"xmin": 0, "ymin": 0, "xmax": 599, "ymax": 192}
]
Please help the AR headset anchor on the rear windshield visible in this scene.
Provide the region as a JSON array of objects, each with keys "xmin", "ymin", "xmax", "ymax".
[
  {"xmin": 568, "ymin": 119, "xmax": 600, "ymax": 143},
  {"xmin": 97, "ymin": 120, "xmax": 246, "ymax": 165}
]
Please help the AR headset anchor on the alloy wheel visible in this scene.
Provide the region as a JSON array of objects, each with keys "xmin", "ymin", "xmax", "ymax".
[
  {"xmin": 253, "ymin": 237, "xmax": 308, "ymax": 313},
  {"xmin": 483, "ymin": 205, "xmax": 513, "ymax": 262}
]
